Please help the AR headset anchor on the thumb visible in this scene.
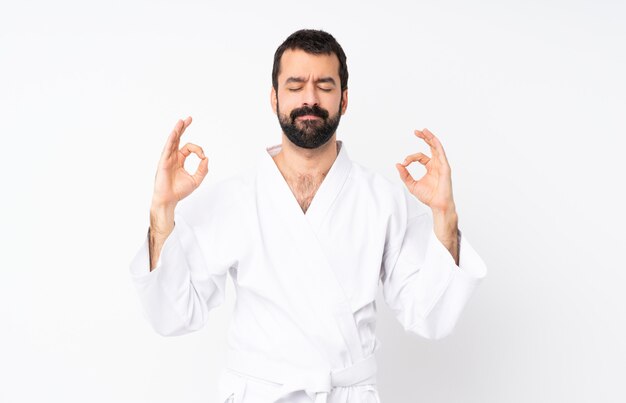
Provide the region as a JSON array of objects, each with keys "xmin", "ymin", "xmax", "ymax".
[{"xmin": 396, "ymin": 163, "xmax": 415, "ymax": 188}]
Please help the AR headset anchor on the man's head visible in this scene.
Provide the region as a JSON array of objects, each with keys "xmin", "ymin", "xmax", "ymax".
[{"xmin": 271, "ymin": 29, "xmax": 349, "ymax": 149}]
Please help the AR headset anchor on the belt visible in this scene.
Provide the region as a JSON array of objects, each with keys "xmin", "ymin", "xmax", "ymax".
[{"xmin": 226, "ymin": 349, "xmax": 377, "ymax": 403}]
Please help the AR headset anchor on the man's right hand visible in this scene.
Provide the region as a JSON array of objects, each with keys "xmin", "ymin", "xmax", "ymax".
[
  {"xmin": 148, "ymin": 116, "xmax": 209, "ymax": 270},
  {"xmin": 152, "ymin": 116, "xmax": 209, "ymax": 209}
]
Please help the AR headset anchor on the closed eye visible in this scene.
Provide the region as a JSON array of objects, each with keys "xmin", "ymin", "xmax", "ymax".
[{"xmin": 287, "ymin": 87, "xmax": 332, "ymax": 92}]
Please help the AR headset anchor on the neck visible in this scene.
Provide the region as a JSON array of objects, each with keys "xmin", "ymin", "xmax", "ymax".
[{"xmin": 273, "ymin": 135, "xmax": 338, "ymax": 179}]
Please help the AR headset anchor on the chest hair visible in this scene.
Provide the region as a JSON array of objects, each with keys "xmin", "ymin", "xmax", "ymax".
[{"xmin": 286, "ymin": 173, "xmax": 325, "ymax": 213}]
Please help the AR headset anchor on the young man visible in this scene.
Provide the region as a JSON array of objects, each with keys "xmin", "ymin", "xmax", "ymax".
[{"xmin": 130, "ymin": 29, "xmax": 487, "ymax": 403}]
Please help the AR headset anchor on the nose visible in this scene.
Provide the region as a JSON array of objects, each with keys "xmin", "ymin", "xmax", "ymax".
[{"xmin": 301, "ymin": 83, "xmax": 320, "ymax": 107}]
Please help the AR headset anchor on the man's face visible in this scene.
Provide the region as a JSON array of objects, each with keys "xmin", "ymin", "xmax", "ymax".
[{"xmin": 271, "ymin": 49, "xmax": 348, "ymax": 149}]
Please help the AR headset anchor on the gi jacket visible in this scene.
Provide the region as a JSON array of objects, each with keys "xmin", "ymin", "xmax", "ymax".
[{"xmin": 129, "ymin": 141, "xmax": 488, "ymax": 403}]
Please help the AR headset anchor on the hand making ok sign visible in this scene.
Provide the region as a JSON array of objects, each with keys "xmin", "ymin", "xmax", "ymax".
[
  {"xmin": 396, "ymin": 128, "xmax": 456, "ymax": 215},
  {"xmin": 151, "ymin": 116, "xmax": 209, "ymax": 209}
]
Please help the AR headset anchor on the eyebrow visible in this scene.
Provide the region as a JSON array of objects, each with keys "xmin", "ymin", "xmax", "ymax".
[{"xmin": 284, "ymin": 76, "xmax": 337, "ymax": 86}]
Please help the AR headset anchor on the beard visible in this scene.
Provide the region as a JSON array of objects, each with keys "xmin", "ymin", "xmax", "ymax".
[{"xmin": 276, "ymin": 97, "xmax": 342, "ymax": 149}]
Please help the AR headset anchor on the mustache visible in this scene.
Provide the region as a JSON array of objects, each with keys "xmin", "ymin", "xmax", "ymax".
[{"xmin": 290, "ymin": 105, "xmax": 329, "ymax": 121}]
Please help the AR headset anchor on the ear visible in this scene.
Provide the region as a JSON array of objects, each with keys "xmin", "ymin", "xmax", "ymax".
[
  {"xmin": 270, "ymin": 86, "xmax": 277, "ymax": 114},
  {"xmin": 340, "ymin": 89, "xmax": 348, "ymax": 115}
]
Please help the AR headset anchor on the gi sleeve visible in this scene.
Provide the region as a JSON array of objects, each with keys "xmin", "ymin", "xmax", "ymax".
[
  {"xmin": 128, "ymin": 207, "xmax": 229, "ymax": 337},
  {"xmin": 381, "ymin": 189, "xmax": 487, "ymax": 340}
]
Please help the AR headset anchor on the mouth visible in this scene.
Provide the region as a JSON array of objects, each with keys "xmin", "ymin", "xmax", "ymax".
[{"xmin": 297, "ymin": 115, "xmax": 322, "ymax": 120}]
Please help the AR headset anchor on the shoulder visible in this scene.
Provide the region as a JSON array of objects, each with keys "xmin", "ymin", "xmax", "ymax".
[
  {"xmin": 347, "ymin": 160, "xmax": 430, "ymax": 219},
  {"xmin": 177, "ymin": 170, "xmax": 252, "ymax": 225},
  {"xmin": 348, "ymin": 161, "xmax": 399, "ymax": 194}
]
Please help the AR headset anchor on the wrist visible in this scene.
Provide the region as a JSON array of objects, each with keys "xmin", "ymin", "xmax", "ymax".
[
  {"xmin": 150, "ymin": 203, "xmax": 176, "ymax": 235},
  {"xmin": 430, "ymin": 199, "xmax": 457, "ymax": 217},
  {"xmin": 432, "ymin": 209, "xmax": 458, "ymax": 242}
]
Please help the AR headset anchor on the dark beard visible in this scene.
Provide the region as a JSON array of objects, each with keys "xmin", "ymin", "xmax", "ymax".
[{"xmin": 276, "ymin": 98, "xmax": 342, "ymax": 149}]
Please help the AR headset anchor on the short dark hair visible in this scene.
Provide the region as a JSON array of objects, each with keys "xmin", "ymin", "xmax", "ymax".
[{"xmin": 272, "ymin": 29, "xmax": 348, "ymax": 92}]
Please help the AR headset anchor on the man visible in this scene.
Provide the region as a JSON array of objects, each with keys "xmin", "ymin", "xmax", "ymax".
[{"xmin": 129, "ymin": 29, "xmax": 487, "ymax": 403}]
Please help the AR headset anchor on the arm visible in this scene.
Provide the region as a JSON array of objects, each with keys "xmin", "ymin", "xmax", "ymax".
[
  {"xmin": 148, "ymin": 203, "xmax": 176, "ymax": 271},
  {"xmin": 432, "ymin": 208, "xmax": 459, "ymax": 266},
  {"xmin": 129, "ymin": 117, "xmax": 218, "ymax": 336},
  {"xmin": 130, "ymin": 207, "xmax": 229, "ymax": 337},
  {"xmin": 381, "ymin": 193, "xmax": 487, "ymax": 340},
  {"xmin": 388, "ymin": 128, "xmax": 486, "ymax": 339}
]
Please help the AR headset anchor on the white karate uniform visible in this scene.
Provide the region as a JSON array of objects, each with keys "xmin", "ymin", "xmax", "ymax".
[{"xmin": 129, "ymin": 140, "xmax": 487, "ymax": 403}]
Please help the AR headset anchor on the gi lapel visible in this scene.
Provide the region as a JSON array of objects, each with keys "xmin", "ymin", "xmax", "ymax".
[{"xmin": 301, "ymin": 141, "xmax": 352, "ymax": 233}]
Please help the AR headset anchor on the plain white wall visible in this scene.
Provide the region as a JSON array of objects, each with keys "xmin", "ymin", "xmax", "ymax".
[{"xmin": 1, "ymin": 0, "xmax": 624, "ymax": 402}]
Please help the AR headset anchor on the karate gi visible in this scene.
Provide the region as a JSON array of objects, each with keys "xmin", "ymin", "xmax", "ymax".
[{"xmin": 129, "ymin": 140, "xmax": 487, "ymax": 403}]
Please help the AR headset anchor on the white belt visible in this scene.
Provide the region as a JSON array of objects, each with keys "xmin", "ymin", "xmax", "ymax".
[{"xmin": 226, "ymin": 349, "xmax": 377, "ymax": 402}]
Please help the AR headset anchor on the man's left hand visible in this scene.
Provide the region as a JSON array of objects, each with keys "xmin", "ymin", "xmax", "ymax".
[{"xmin": 396, "ymin": 128, "xmax": 460, "ymax": 265}]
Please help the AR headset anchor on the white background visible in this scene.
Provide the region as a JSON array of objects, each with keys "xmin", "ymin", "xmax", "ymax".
[{"xmin": 1, "ymin": 0, "xmax": 625, "ymax": 402}]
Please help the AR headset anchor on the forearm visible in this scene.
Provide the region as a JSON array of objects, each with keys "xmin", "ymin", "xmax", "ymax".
[
  {"xmin": 149, "ymin": 203, "xmax": 176, "ymax": 271},
  {"xmin": 432, "ymin": 207, "xmax": 459, "ymax": 266}
]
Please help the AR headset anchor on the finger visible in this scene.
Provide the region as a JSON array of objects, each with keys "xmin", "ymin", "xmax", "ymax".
[
  {"xmin": 192, "ymin": 155, "xmax": 209, "ymax": 185},
  {"xmin": 179, "ymin": 142, "xmax": 206, "ymax": 160},
  {"xmin": 414, "ymin": 129, "xmax": 440, "ymax": 159},
  {"xmin": 172, "ymin": 116, "xmax": 193, "ymax": 150},
  {"xmin": 395, "ymin": 163, "xmax": 416, "ymax": 188},
  {"xmin": 421, "ymin": 128, "xmax": 450, "ymax": 166},
  {"xmin": 164, "ymin": 117, "xmax": 194, "ymax": 156},
  {"xmin": 161, "ymin": 119, "xmax": 185, "ymax": 159},
  {"xmin": 402, "ymin": 152, "xmax": 431, "ymax": 167}
]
